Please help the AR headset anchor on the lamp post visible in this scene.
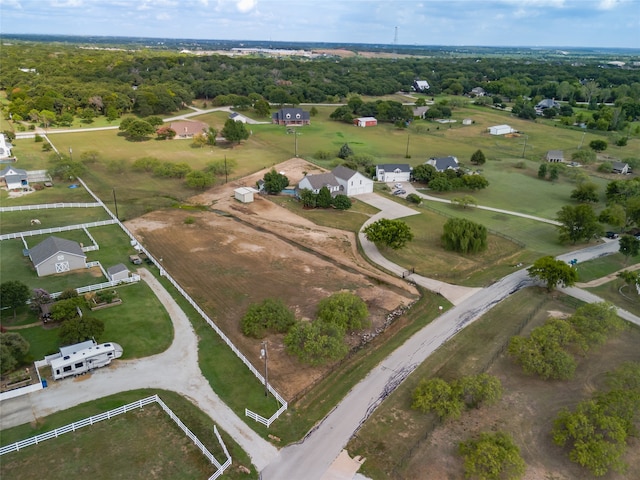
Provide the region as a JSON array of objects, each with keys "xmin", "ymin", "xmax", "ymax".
[
  {"xmin": 260, "ymin": 341, "xmax": 268, "ymax": 397},
  {"xmin": 69, "ymin": 147, "xmax": 73, "ymax": 162}
]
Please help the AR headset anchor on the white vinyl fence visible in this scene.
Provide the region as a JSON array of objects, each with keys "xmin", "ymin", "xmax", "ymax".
[
  {"xmin": 0, "ymin": 219, "xmax": 117, "ymax": 240},
  {"xmin": 0, "ymin": 395, "xmax": 231, "ymax": 480},
  {"xmin": 76, "ymin": 178, "xmax": 289, "ymax": 426},
  {"xmin": 0, "ymin": 202, "xmax": 102, "ymax": 212},
  {"xmin": 48, "ymin": 274, "xmax": 141, "ymax": 299}
]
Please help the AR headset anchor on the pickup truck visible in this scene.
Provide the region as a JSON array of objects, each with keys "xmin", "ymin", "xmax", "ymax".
[{"xmin": 129, "ymin": 254, "xmax": 142, "ymax": 265}]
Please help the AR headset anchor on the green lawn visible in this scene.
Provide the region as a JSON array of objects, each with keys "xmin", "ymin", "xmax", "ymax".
[
  {"xmin": 0, "ymin": 207, "xmax": 110, "ymax": 235},
  {"xmin": 587, "ymin": 279, "xmax": 640, "ymax": 317},
  {"xmin": 576, "ymin": 252, "xmax": 640, "ymax": 283},
  {"xmin": 0, "ymin": 390, "xmax": 256, "ymax": 480}
]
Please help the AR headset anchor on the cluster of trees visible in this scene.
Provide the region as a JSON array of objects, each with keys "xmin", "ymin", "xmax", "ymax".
[
  {"xmin": 412, "ymin": 164, "xmax": 489, "ymax": 193},
  {"xmin": 411, "ymin": 373, "xmax": 503, "ymax": 420},
  {"xmin": 3, "ymin": 42, "xmax": 638, "ymax": 132},
  {"xmin": 0, "ymin": 332, "xmax": 30, "ymax": 375},
  {"xmin": 363, "ymin": 218, "xmax": 414, "ymax": 250},
  {"xmin": 299, "ymin": 187, "xmax": 352, "ymax": 210},
  {"xmin": 284, "ymin": 292, "xmax": 370, "ymax": 365},
  {"xmin": 441, "ymin": 218, "xmax": 488, "ymax": 254},
  {"xmin": 508, "ymin": 302, "xmax": 624, "ymax": 380},
  {"xmin": 552, "ymin": 362, "xmax": 640, "ymax": 476},
  {"xmin": 458, "ymin": 432, "xmax": 526, "ymax": 480},
  {"xmin": 261, "ymin": 169, "xmax": 289, "ymax": 194},
  {"xmin": 240, "ymin": 292, "xmax": 370, "ymax": 366},
  {"xmin": 330, "ymin": 96, "xmax": 413, "ymax": 125}
]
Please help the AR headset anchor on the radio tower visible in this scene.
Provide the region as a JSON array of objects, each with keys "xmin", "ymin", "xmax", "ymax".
[{"xmin": 393, "ymin": 26, "xmax": 398, "ymax": 59}]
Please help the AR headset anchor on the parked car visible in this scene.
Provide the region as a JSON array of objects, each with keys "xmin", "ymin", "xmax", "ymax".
[
  {"xmin": 129, "ymin": 254, "xmax": 142, "ymax": 265},
  {"xmin": 605, "ymin": 231, "xmax": 619, "ymax": 239},
  {"xmin": 394, "ymin": 183, "xmax": 403, "ymax": 189},
  {"xmin": 393, "ymin": 189, "xmax": 406, "ymax": 195}
]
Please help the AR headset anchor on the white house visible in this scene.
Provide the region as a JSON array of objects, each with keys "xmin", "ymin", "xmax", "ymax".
[
  {"xmin": 413, "ymin": 80, "xmax": 430, "ymax": 92},
  {"xmin": 375, "ymin": 164, "xmax": 412, "ymax": 183},
  {"xmin": 489, "ymin": 124, "xmax": 516, "ymax": 135},
  {"xmin": 332, "ymin": 165, "xmax": 374, "ymax": 196},
  {"xmin": 234, "ymin": 187, "xmax": 255, "ymax": 203},
  {"xmin": 0, "ymin": 166, "xmax": 28, "ymax": 190},
  {"xmin": 297, "ymin": 172, "xmax": 341, "ymax": 195},
  {"xmin": 353, "ymin": 117, "xmax": 377, "ymax": 128},
  {"xmin": 0, "ymin": 133, "xmax": 13, "ymax": 159}
]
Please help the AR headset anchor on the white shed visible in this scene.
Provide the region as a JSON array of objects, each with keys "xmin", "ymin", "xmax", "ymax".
[
  {"xmin": 107, "ymin": 263, "xmax": 130, "ymax": 282},
  {"xmin": 489, "ymin": 124, "xmax": 516, "ymax": 135},
  {"xmin": 234, "ymin": 187, "xmax": 255, "ymax": 203},
  {"xmin": 462, "ymin": 118, "xmax": 473, "ymax": 125}
]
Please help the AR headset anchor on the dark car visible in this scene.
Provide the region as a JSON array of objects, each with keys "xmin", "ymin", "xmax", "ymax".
[
  {"xmin": 393, "ymin": 189, "xmax": 406, "ymax": 195},
  {"xmin": 605, "ymin": 231, "xmax": 619, "ymax": 239}
]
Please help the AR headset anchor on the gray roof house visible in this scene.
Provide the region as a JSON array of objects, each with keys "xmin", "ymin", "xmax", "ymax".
[
  {"xmin": 297, "ymin": 172, "xmax": 341, "ymax": 195},
  {"xmin": 426, "ymin": 156, "xmax": 459, "ymax": 172},
  {"xmin": 412, "ymin": 106, "xmax": 429, "ymax": 119},
  {"xmin": 29, "ymin": 236, "xmax": 87, "ymax": 277},
  {"xmin": 107, "ymin": 263, "xmax": 130, "ymax": 282},
  {"xmin": 0, "ymin": 166, "xmax": 28, "ymax": 190},
  {"xmin": 413, "ymin": 80, "xmax": 430, "ymax": 92},
  {"xmin": 470, "ymin": 87, "xmax": 486, "ymax": 96},
  {"xmin": 375, "ymin": 164, "xmax": 412, "ymax": 183},
  {"xmin": 612, "ymin": 162, "xmax": 630, "ymax": 175},
  {"xmin": 331, "ymin": 165, "xmax": 374, "ymax": 196},
  {"xmin": 546, "ymin": 150, "xmax": 564, "ymax": 163},
  {"xmin": 536, "ymin": 98, "xmax": 560, "ymax": 110},
  {"xmin": 272, "ymin": 108, "xmax": 311, "ymax": 126}
]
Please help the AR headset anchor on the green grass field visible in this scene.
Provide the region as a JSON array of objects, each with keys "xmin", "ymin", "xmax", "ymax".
[{"xmin": 0, "ymin": 389, "xmax": 256, "ymax": 480}]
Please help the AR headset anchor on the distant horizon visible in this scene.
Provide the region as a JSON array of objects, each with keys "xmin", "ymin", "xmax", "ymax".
[
  {"xmin": 0, "ymin": 1, "xmax": 637, "ymax": 50},
  {"xmin": 2, "ymin": 33, "xmax": 639, "ymax": 55}
]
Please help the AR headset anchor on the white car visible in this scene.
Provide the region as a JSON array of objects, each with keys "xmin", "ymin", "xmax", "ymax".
[{"xmin": 394, "ymin": 183, "xmax": 403, "ymax": 189}]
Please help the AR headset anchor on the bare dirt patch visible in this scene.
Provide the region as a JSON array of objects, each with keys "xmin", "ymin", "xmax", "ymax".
[{"xmin": 126, "ymin": 159, "xmax": 417, "ymax": 399}]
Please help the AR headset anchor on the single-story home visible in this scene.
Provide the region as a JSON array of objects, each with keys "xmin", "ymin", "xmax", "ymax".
[
  {"xmin": 536, "ymin": 98, "xmax": 560, "ymax": 110},
  {"xmin": 234, "ymin": 187, "xmax": 255, "ymax": 203},
  {"xmin": 375, "ymin": 164, "xmax": 412, "ymax": 183},
  {"xmin": 229, "ymin": 112, "xmax": 249, "ymax": 123},
  {"xmin": 332, "ymin": 165, "xmax": 374, "ymax": 196},
  {"xmin": 470, "ymin": 87, "xmax": 486, "ymax": 96},
  {"xmin": 413, "ymin": 80, "xmax": 430, "ymax": 92},
  {"xmin": 29, "ymin": 236, "xmax": 87, "ymax": 277},
  {"xmin": 488, "ymin": 124, "xmax": 516, "ymax": 135},
  {"xmin": 107, "ymin": 263, "xmax": 130, "ymax": 282},
  {"xmin": 272, "ymin": 108, "xmax": 311, "ymax": 126},
  {"xmin": 354, "ymin": 117, "xmax": 377, "ymax": 128},
  {"xmin": 412, "ymin": 106, "xmax": 429, "ymax": 119},
  {"xmin": 546, "ymin": 150, "xmax": 564, "ymax": 163},
  {"xmin": 612, "ymin": 162, "xmax": 630, "ymax": 175},
  {"xmin": 297, "ymin": 172, "xmax": 341, "ymax": 195},
  {"xmin": 169, "ymin": 120, "xmax": 209, "ymax": 138},
  {"xmin": 0, "ymin": 166, "xmax": 28, "ymax": 190},
  {"xmin": 426, "ymin": 156, "xmax": 459, "ymax": 172},
  {"xmin": 0, "ymin": 133, "xmax": 13, "ymax": 159}
]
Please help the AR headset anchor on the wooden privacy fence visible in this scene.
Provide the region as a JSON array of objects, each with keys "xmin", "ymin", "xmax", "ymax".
[
  {"xmin": 0, "ymin": 394, "xmax": 231, "ymax": 480},
  {"xmin": 76, "ymin": 178, "xmax": 289, "ymax": 426}
]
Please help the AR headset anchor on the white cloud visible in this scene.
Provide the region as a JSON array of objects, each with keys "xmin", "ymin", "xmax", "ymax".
[
  {"xmin": 51, "ymin": 0, "xmax": 84, "ymax": 7},
  {"xmin": 235, "ymin": 0, "xmax": 257, "ymax": 13},
  {"xmin": 0, "ymin": 0, "xmax": 23, "ymax": 8},
  {"xmin": 598, "ymin": 0, "xmax": 622, "ymax": 10},
  {"xmin": 156, "ymin": 12, "xmax": 171, "ymax": 21}
]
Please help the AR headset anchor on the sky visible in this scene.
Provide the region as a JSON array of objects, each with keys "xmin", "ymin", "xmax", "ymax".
[{"xmin": 0, "ymin": 0, "xmax": 638, "ymax": 49}]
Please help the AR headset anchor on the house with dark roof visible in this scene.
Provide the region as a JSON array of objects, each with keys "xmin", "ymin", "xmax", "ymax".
[
  {"xmin": 470, "ymin": 87, "xmax": 486, "ymax": 96},
  {"xmin": 272, "ymin": 108, "xmax": 310, "ymax": 126},
  {"xmin": 536, "ymin": 99, "xmax": 560, "ymax": 114},
  {"xmin": 375, "ymin": 164, "xmax": 412, "ymax": 183},
  {"xmin": 29, "ymin": 236, "xmax": 87, "ymax": 277},
  {"xmin": 297, "ymin": 172, "xmax": 341, "ymax": 195},
  {"xmin": 612, "ymin": 162, "xmax": 630, "ymax": 175},
  {"xmin": 413, "ymin": 80, "xmax": 430, "ymax": 92},
  {"xmin": 426, "ymin": 156, "xmax": 459, "ymax": 172},
  {"xmin": 0, "ymin": 166, "xmax": 28, "ymax": 190},
  {"xmin": 107, "ymin": 263, "xmax": 130, "ymax": 282},
  {"xmin": 332, "ymin": 165, "xmax": 374, "ymax": 196}
]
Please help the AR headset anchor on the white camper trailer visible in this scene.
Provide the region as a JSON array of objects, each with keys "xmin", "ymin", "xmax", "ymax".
[{"xmin": 49, "ymin": 341, "xmax": 123, "ymax": 380}]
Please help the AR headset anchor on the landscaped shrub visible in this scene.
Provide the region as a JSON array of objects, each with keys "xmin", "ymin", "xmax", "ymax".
[
  {"xmin": 316, "ymin": 291, "xmax": 369, "ymax": 332},
  {"xmin": 240, "ymin": 298, "xmax": 296, "ymax": 339},
  {"xmin": 406, "ymin": 193, "xmax": 421, "ymax": 204},
  {"xmin": 331, "ymin": 194, "xmax": 352, "ymax": 210}
]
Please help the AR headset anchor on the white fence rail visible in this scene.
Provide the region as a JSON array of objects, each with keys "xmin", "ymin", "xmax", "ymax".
[
  {"xmin": 0, "ymin": 395, "xmax": 231, "ymax": 479},
  {"xmin": 0, "ymin": 202, "xmax": 101, "ymax": 212},
  {"xmin": 0, "ymin": 219, "xmax": 117, "ymax": 240},
  {"xmin": 76, "ymin": 177, "xmax": 289, "ymax": 426},
  {"xmin": 49, "ymin": 274, "xmax": 141, "ymax": 299}
]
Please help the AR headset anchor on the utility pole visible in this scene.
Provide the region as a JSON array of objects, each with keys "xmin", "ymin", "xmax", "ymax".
[
  {"xmin": 112, "ymin": 188, "xmax": 119, "ymax": 220},
  {"xmin": 294, "ymin": 129, "xmax": 298, "ymax": 157},
  {"xmin": 521, "ymin": 135, "xmax": 528, "ymax": 158},
  {"xmin": 260, "ymin": 341, "xmax": 268, "ymax": 397},
  {"xmin": 405, "ymin": 134, "xmax": 410, "ymax": 158},
  {"xmin": 224, "ymin": 155, "xmax": 228, "ymax": 184},
  {"xmin": 579, "ymin": 131, "xmax": 586, "ymax": 149},
  {"xmin": 69, "ymin": 147, "xmax": 73, "ymax": 162}
]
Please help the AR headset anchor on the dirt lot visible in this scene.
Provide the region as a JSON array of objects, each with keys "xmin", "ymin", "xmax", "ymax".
[{"xmin": 126, "ymin": 159, "xmax": 417, "ymax": 398}]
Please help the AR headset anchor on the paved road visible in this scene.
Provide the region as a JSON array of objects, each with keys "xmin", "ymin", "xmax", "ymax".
[
  {"xmin": 0, "ymin": 269, "xmax": 278, "ymax": 471},
  {"xmin": 261, "ymin": 237, "xmax": 637, "ymax": 480}
]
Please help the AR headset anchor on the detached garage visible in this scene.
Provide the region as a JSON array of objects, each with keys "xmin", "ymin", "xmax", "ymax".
[
  {"xmin": 354, "ymin": 117, "xmax": 377, "ymax": 128},
  {"xmin": 234, "ymin": 187, "xmax": 255, "ymax": 203},
  {"xmin": 29, "ymin": 236, "xmax": 87, "ymax": 277}
]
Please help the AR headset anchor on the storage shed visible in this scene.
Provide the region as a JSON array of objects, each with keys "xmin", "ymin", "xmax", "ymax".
[
  {"xmin": 29, "ymin": 236, "xmax": 87, "ymax": 277},
  {"xmin": 354, "ymin": 117, "xmax": 378, "ymax": 127},
  {"xmin": 488, "ymin": 124, "xmax": 516, "ymax": 135},
  {"xmin": 107, "ymin": 263, "xmax": 130, "ymax": 282},
  {"xmin": 234, "ymin": 187, "xmax": 255, "ymax": 203}
]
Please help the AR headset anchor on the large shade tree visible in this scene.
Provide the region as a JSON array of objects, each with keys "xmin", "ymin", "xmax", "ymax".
[
  {"xmin": 527, "ymin": 256, "xmax": 578, "ymax": 291},
  {"xmin": 556, "ymin": 204, "xmax": 603, "ymax": 244},
  {"xmin": 363, "ymin": 218, "xmax": 414, "ymax": 250},
  {"xmin": 0, "ymin": 281, "xmax": 31, "ymax": 320},
  {"xmin": 441, "ymin": 218, "xmax": 487, "ymax": 254}
]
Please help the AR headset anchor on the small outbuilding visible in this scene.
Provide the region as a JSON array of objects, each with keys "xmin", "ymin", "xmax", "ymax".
[
  {"xmin": 354, "ymin": 117, "xmax": 377, "ymax": 128},
  {"xmin": 612, "ymin": 162, "xmax": 630, "ymax": 175},
  {"xmin": 546, "ymin": 150, "xmax": 564, "ymax": 163},
  {"xmin": 0, "ymin": 166, "xmax": 28, "ymax": 190},
  {"xmin": 462, "ymin": 118, "xmax": 473, "ymax": 126},
  {"xmin": 488, "ymin": 124, "xmax": 516, "ymax": 135},
  {"xmin": 234, "ymin": 187, "xmax": 255, "ymax": 203},
  {"xmin": 107, "ymin": 263, "xmax": 130, "ymax": 282}
]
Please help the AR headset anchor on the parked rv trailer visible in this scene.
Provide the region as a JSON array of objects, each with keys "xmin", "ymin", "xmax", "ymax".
[{"xmin": 49, "ymin": 341, "xmax": 123, "ymax": 380}]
